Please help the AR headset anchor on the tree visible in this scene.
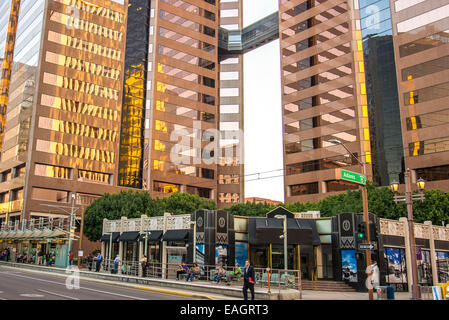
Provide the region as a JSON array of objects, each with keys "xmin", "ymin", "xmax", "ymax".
[
  {"xmin": 161, "ymin": 192, "xmax": 216, "ymax": 215},
  {"xmin": 83, "ymin": 191, "xmax": 216, "ymax": 241}
]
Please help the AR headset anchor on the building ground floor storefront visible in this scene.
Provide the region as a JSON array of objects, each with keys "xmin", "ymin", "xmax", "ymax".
[{"xmin": 100, "ymin": 208, "xmax": 449, "ymax": 292}]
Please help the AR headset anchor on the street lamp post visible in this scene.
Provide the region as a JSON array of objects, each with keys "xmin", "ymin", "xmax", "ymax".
[
  {"xmin": 390, "ymin": 169, "xmax": 425, "ymax": 300},
  {"xmin": 275, "ymin": 215, "xmax": 288, "ymax": 272},
  {"xmin": 190, "ymin": 221, "xmax": 196, "ymax": 263},
  {"xmin": 329, "ymin": 139, "xmax": 373, "ymax": 300},
  {"xmin": 68, "ymin": 193, "xmax": 76, "ymax": 268}
]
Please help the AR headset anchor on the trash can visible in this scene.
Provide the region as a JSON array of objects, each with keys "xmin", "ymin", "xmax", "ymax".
[
  {"xmin": 386, "ymin": 286, "xmax": 395, "ymax": 300},
  {"xmin": 376, "ymin": 286, "xmax": 388, "ymax": 300}
]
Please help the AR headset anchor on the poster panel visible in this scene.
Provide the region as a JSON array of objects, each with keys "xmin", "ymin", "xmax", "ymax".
[
  {"xmin": 235, "ymin": 242, "xmax": 248, "ymax": 268},
  {"xmin": 215, "ymin": 244, "xmax": 228, "ymax": 266},
  {"xmin": 341, "ymin": 249, "xmax": 358, "ymax": 282},
  {"xmin": 384, "ymin": 247, "xmax": 407, "ymax": 284},
  {"xmin": 195, "ymin": 244, "xmax": 205, "ymax": 266},
  {"xmin": 436, "ymin": 251, "xmax": 449, "ymax": 283}
]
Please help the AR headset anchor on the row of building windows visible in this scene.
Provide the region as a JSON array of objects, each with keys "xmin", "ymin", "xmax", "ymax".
[
  {"xmin": 218, "ymin": 192, "xmax": 239, "ymax": 204},
  {"xmin": 158, "ymin": 45, "xmax": 215, "ymax": 71},
  {"xmin": 399, "ymin": 29, "xmax": 449, "ymax": 58},
  {"xmin": 406, "ymin": 109, "xmax": 449, "ymax": 131},
  {"xmin": 285, "ymin": 130, "xmax": 357, "ymax": 154},
  {"xmin": 404, "ymin": 81, "xmax": 449, "ymax": 106},
  {"xmin": 0, "ymin": 188, "xmax": 23, "ymax": 203},
  {"xmin": 40, "ymin": 94, "xmax": 119, "ymax": 122},
  {"xmin": 156, "ymin": 81, "xmax": 215, "ymax": 105},
  {"xmin": 48, "ymin": 31, "xmax": 122, "ymax": 61},
  {"xmin": 50, "ymin": 11, "xmax": 123, "ymax": 42},
  {"xmin": 153, "ymin": 160, "xmax": 215, "ymax": 179},
  {"xmin": 284, "ymin": 107, "xmax": 355, "ymax": 133},
  {"xmin": 38, "ymin": 116, "xmax": 118, "ymax": 142},
  {"xmin": 0, "ymin": 164, "xmax": 26, "ymax": 183},
  {"xmin": 45, "ymin": 51, "xmax": 121, "ymax": 81},
  {"xmin": 401, "ymin": 55, "xmax": 449, "ymax": 82},
  {"xmin": 286, "ymin": 154, "xmax": 358, "ymax": 175},
  {"xmin": 159, "ymin": 27, "xmax": 215, "ymax": 54},
  {"xmin": 35, "ymin": 139, "xmax": 116, "ymax": 164},
  {"xmin": 409, "ymin": 136, "xmax": 449, "ymax": 157},
  {"xmin": 157, "ymin": 63, "xmax": 215, "ymax": 88},
  {"xmin": 43, "ymin": 72, "xmax": 119, "ymax": 100},
  {"xmin": 161, "ymin": 0, "xmax": 216, "ymax": 22},
  {"xmin": 155, "ymin": 100, "xmax": 215, "ymax": 123},
  {"xmin": 54, "ymin": 0, "xmax": 125, "ymax": 23}
]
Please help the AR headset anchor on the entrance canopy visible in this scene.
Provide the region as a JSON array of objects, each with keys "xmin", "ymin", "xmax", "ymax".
[
  {"xmin": 162, "ymin": 229, "xmax": 189, "ymax": 242},
  {"xmin": 100, "ymin": 232, "xmax": 120, "ymax": 242},
  {"xmin": 249, "ymin": 217, "xmax": 319, "ymax": 246},
  {"xmin": 118, "ymin": 231, "xmax": 140, "ymax": 242},
  {"xmin": 138, "ymin": 230, "xmax": 163, "ymax": 242}
]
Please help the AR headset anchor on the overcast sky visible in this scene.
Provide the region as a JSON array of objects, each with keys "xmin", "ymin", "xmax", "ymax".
[{"xmin": 242, "ymin": 0, "xmax": 284, "ymax": 202}]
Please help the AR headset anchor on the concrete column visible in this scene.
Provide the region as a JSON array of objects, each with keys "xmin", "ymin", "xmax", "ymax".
[
  {"xmin": 162, "ymin": 213, "xmax": 170, "ymax": 279},
  {"xmin": 400, "ymin": 217, "xmax": 413, "ymax": 292},
  {"xmin": 424, "ymin": 221, "xmax": 439, "ymax": 285},
  {"xmin": 118, "ymin": 216, "xmax": 126, "ymax": 274},
  {"xmin": 316, "ymin": 246, "xmax": 323, "ymax": 279},
  {"xmin": 138, "ymin": 215, "xmax": 146, "ymax": 277}
]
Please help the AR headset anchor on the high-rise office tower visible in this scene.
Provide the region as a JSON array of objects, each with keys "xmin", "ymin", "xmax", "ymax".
[
  {"xmin": 280, "ymin": 0, "xmax": 373, "ymax": 203},
  {"xmin": 0, "ymin": 0, "xmax": 128, "ymax": 231},
  {"xmin": 390, "ymin": 0, "xmax": 449, "ymax": 191},
  {"xmin": 139, "ymin": 0, "xmax": 220, "ymax": 200},
  {"xmin": 217, "ymin": 0, "xmax": 245, "ymax": 208}
]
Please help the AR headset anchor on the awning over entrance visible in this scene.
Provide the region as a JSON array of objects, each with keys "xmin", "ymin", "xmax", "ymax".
[
  {"xmin": 298, "ymin": 219, "xmax": 321, "ymax": 246},
  {"xmin": 100, "ymin": 232, "xmax": 120, "ymax": 242},
  {"xmin": 118, "ymin": 231, "xmax": 140, "ymax": 242},
  {"xmin": 139, "ymin": 230, "xmax": 163, "ymax": 242},
  {"xmin": 249, "ymin": 217, "xmax": 317, "ymax": 246},
  {"xmin": 162, "ymin": 229, "xmax": 189, "ymax": 242}
]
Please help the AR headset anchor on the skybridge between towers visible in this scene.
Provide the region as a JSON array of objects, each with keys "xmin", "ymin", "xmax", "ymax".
[{"xmin": 218, "ymin": 12, "xmax": 279, "ymax": 54}]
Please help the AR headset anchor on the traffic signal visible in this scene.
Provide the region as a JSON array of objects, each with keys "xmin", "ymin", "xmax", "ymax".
[{"xmin": 357, "ymin": 222, "xmax": 366, "ymax": 240}]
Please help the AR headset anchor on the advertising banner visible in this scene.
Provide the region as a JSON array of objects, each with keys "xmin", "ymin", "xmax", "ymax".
[
  {"xmin": 338, "ymin": 213, "xmax": 355, "ymax": 249},
  {"xmin": 215, "ymin": 244, "xmax": 228, "ymax": 266},
  {"xmin": 235, "ymin": 242, "xmax": 248, "ymax": 267},
  {"xmin": 216, "ymin": 210, "xmax": 228, "ymax": 244},
  {"xmin": 341, "ymin": 249, "xmax": 358, "ymax": 282},
  {"xmin": 384, "ymin": 247, "xmax": 407, "ymax": 284}
]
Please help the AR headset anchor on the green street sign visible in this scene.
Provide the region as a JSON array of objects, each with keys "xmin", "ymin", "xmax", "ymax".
[{"xmin": 336, "ymin": 169, "xmax": 366, "ymax": 185}]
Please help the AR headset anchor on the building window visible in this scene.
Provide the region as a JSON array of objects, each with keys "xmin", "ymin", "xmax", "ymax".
[
  {"xmin": 34, "ymin": 164, "xmax": 72, "ymax": 180},
  {"xmin": 290, "ymin": 182, "xmax": 319, "ymax": 196},
  {"xmin": 153, "ymin": 181, "xmax": 180, "ymax": 193},
  {"xmin": 31, "ymin": 187, "xmax": 69, "ymax": 203}
]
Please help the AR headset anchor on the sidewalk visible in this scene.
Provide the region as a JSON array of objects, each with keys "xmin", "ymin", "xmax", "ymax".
[
  {"xmin": 301, "ymin": 290, "xmax": 412, "ymax": 300},
  {"xmin": 0, "ymin": 261, "xmax": 414, "ymax": 300}
]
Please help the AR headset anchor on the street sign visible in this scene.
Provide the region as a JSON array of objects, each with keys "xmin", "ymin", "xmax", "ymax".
[
  {"xmin": 358, "ymin": 243, "xmax": 374, "ymax": 250},
  {"xmin": 335, "ymin": 169, "xmax": 366, "ymax": 185}
]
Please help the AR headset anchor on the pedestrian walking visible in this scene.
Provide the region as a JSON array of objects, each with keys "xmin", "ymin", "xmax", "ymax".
[
  {"xmin": 37, "ymin": 249, "xmax": 43, "ymax": 265},
  {"xmin": 113, "ymin": 255, "xmax": 120, "ymax": 274},
  {"xmin": 140, "ymin": 255, "xmax": 148, "ymax": 277},
  {"xmin": 95, "ymin": 252, "xmax": 102, "ymax": 272},
  {"xmin": 242, "ymin": 260, "xmax": 255, "ymax": 300},
  {"xmin": 69, "ymin": 251, "xmax": 73, "ymax": 266}
]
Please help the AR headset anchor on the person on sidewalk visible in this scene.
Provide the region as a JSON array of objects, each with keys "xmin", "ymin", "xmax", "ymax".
[
  {"xmin": 37, "ymin": 250, "xmax": 43, "ymax": 265},
  {"xmin": 95, "ymin": 252, "xmax": 102, "ymax": 272},
  {"xmin": 214, "ymin": 265, "xmax": 226, "ymax": 283},
  {"xmin": 140, "ymin": 255, "xmax": 148, "ymax": 277},
  {"xmin": 113, "ymin": 255, "xmax": 120, "ymax": 274},
  {"xmin": 177, "ymin": 262, "xmax": 188, "ymax": 280},
  {"xmin": 69, "ymin": 251, "xmax": 73, "ymax": 266},
  {"xmin": 186, "ymin": 263, "xmax": 200, "ymax": 281},
  {"xmin": 226, "ymin": 264, "xmax": 242, "ymax": 285},
  {"xmin": 242, "ymin": 260, "xmax": 255, "ymax": 300}
]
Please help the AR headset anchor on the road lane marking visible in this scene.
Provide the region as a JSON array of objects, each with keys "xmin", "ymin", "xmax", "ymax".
[
  {"xmin": 3, "ymin": 272, "xmax": 146, "ymax": 300},
  {"xmin": 37, "ymin": 289, "xmax": 80, "ymax": 300},
  {"xmin": 20, "ymin": 294, "xmax": 44, "ymax": 298}
]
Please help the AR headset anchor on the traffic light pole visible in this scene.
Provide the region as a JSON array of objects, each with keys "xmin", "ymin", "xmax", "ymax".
[{"xmin": 362, "ymin": 182, "xmax": 373, "ymax": 300}]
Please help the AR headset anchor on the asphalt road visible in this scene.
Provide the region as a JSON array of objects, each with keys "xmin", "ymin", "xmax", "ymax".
[{"xmin": 0, "ymin": 266, "xmax": 192, "ymax": 300}]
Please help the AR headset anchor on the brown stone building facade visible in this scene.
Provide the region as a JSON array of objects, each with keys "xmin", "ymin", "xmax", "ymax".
[
  {"xmin": 280, "ymin": 0, "xmax": 373, "ymax": 204},
  {"xmin": 389, "ymin": 0, "xmax": 449, "ymax": 192}
]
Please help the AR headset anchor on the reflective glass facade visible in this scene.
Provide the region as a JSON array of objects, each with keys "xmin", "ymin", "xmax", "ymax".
[
  {"xmin": 358, "ymin": 0, "xmax": 404, "ymax": 186},
  {"xmin": 118, "ymin": 0, "xmax": 151, "ymax": 189}
]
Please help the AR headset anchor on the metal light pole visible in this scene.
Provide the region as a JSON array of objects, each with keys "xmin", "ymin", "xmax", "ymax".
[
  {"xmin": 190, "ymin": 222, "xmax": 196, "ymax": 263},
  {"xmin": 329, "ymin": 139, "xmax": 373, "ymax": 300},
  {"xmin": 144, "ymin": 231, "xmax": 151, "ymax": 260},
  {"xmin": 391, "ymin": 169, "xmax": 424, "ymax": 300},
  {"xmin": 68, "ymin": 194, "xmax": 75, "ymax": 267},
  {"xmin": 275, "ymin": 215, "xmax": 288, "ymax": 272}
]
